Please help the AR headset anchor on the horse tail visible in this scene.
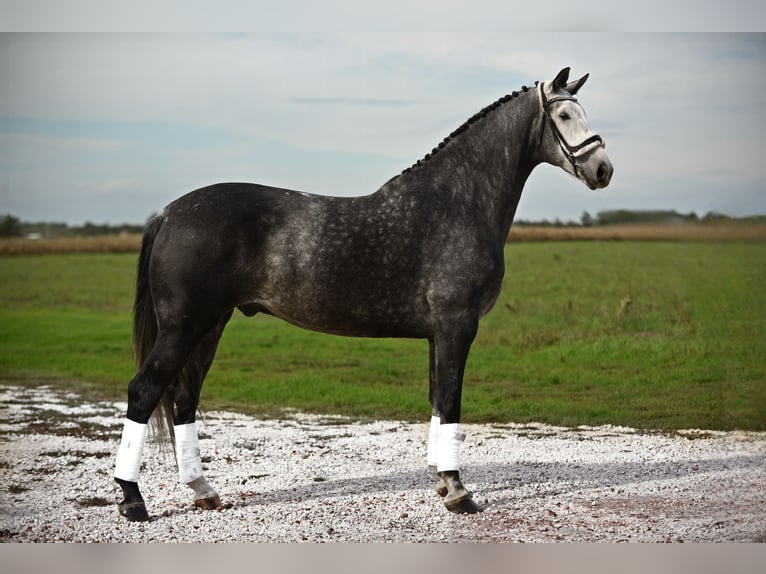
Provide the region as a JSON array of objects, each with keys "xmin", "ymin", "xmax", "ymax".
[
  {"xmin": 132, "ymin": 213, "xmax": 175, "ymax": 451},
  {"xmin": 133, "ymin": 213, "xmax": 162, "ymax": 378}
]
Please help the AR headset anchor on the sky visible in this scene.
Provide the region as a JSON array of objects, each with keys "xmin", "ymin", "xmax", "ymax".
[{"xmin": 1, "ymin": 11, "xmax": 765, "ymax": 225}]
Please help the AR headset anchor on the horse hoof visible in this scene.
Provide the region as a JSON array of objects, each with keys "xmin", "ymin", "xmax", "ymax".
[
  {"xmin": 444, "ymin": 494, "xmax": 483, "ymax": 514},
  {"xmin": 194, "ymin": 496, "xmax": 223, "ymax": 510},
  {"xmin": 119, "ymin": 501, "xmax": 150, "ymax": 522}
]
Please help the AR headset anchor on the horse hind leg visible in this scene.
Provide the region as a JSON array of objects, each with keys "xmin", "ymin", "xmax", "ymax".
[
  {"xmin": 174, "ymin": 424, "xmax": 221, "ymax": 511},
  {"xmin": 114, "ymin": 422, "xmax": 150, "ymax": 521},
  {"xmin": 115, "ymin": 340, "xmax": 182, "ymax": 521},
  {"xmin": 114, "ymin": 322, "xmax": 222, "ymax": 521},
  {"xmin": 170, "ymin": 315, "xmax": 231, "ymax": 511}
]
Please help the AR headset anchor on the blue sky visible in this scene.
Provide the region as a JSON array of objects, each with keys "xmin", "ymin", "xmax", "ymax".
[{"xmin": 1, "ymin": 30, "xmax": 765, "ymax": 224}]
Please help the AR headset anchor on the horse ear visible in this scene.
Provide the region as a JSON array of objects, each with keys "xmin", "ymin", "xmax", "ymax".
[
  {"xmin": 552, "ymin": 67, "xmax": 570, "ymax": 92},
  {"xmin": 566, "ymin": 73, "xmax": 589, "ymax": 95}
]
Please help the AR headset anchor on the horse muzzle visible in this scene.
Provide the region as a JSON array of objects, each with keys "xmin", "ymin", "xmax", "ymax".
[{"xmin": 578, "ymin": 145, "xmax": 613, "ymax": 190}]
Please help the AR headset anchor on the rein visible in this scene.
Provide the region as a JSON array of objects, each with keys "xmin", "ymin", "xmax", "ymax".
[{"xmin": 538, "ymin": 82, "xmax": 605, "ymax": 175}]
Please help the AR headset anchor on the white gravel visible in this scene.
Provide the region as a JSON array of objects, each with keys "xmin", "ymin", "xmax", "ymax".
[{"xmin": 1, "ymin": 384, "xmax": 764, "ymax": 543}]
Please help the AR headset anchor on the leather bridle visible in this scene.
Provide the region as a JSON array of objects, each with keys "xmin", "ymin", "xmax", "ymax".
[{"xmin": 539, "ymin": 82, "xmax": 605, "ymax": 175}]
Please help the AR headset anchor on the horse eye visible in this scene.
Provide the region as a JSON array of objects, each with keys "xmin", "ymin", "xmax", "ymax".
[{"xmin": 558, "ymin": 112, "xmax": 570, "ymax": 121}]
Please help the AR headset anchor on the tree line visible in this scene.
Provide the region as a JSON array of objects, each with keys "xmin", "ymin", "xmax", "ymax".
[
  {"xmin": 514, "ymin": 209, "xmax": 764, "ymax": 228},
  {"xmin": 1, "ymin": 215, "xmax": 143, "ymax": 239}
]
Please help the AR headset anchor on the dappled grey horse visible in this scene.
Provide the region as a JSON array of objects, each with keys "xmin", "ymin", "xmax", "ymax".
[{"xmin": 114, "ymin": 67, "xmax": 613, "ymax": 520}]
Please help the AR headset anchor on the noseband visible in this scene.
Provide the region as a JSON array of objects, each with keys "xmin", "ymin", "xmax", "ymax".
[{"xmin": 538, "ymin": 82, "xmax": 605, "ymax": 175}]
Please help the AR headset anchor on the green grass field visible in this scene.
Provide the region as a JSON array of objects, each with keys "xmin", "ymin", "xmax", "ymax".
[{"xmin": 1, "ymin": 242, "xmax": 764, "ymax": 430}]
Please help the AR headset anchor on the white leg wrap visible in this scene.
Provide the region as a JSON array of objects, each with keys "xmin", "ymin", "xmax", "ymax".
[
  {"xmin": 437, "ymin": 423, "xmax": 466, "ymax": 472},
  {"xmin": 114, "ymin": 419, "xmax": 148, "ymax": 482},
  {"xmin": 427, "ymin": 416, "xmax": 441, "ymax": 466},
  {"xmin": 175, "ymin": 422, "xmax": 204, "ymax": 484}
]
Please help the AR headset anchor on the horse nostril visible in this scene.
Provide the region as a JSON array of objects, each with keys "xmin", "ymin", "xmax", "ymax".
[{"xmin": 597, "ymin": 162, "xmax": 609, "ymax": 184}]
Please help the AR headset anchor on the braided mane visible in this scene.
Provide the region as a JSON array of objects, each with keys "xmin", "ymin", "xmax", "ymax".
[{"xmin": 399, "ymin": 81, "xmax": 540, "ymax": 176}]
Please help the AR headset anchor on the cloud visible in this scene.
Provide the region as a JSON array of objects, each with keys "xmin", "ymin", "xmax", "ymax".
[
  {"xmin": 0, "ymin": 131, "xmax": 125, "ymax": 152},
  {"xmin": 288, "ymin": 96, "xmax": 428, "ymax": 107},
  {"xmin": 1, "ymin": 32, "xmax": 765, "ymax": 223}
]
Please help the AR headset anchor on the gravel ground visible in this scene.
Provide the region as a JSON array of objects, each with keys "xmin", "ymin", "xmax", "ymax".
[{"xmin": 1, "ymin": 384, "xmax": 764, "ymax": 543}]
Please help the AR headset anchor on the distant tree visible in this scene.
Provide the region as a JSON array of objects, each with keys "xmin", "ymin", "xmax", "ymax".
[
  {"xmin": 1, "ymin": 215, "xmax": 23, "ymax": 238},
  {"xmin": 581, "ymin": 211, "xmax": 594, "ymax": 227},
  {"xmin": 702, "ymin": 211, "xmax": 731, "ymax": 222},
  {"xmin": 597, "ymin": 210, "xmax": 691, "ymax": 225}
]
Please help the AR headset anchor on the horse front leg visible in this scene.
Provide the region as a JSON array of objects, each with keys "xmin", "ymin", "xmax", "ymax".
[{"xmin": 428, "ymin": 320, "xmax": 483, "ymax": 514}]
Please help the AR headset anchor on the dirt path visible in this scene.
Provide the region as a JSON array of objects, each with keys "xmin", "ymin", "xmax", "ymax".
[{"xmin": 1, "ymin": 384, "xmax": 764, "ymax": 542}]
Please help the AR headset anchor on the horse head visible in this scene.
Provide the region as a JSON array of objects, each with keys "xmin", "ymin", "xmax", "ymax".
[{"xmin": 538, "ymin": 67, "xmax": 613, "ymax": 190}]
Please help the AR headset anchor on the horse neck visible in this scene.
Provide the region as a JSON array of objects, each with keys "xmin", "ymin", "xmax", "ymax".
[{"xmin": 389, "ymin": 90, "xmax": 542, "ymax": 246}]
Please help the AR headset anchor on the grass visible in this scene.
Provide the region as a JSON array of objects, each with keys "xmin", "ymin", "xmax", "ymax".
[{"xmin": 1, "ymin": 242, "xmax": 764, "ymax": 430}]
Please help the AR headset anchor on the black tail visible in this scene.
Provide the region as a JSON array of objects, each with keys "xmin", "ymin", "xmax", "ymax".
[{"xmin": 132, "ymin": 214, "xmax": 176, "ymax": 450}]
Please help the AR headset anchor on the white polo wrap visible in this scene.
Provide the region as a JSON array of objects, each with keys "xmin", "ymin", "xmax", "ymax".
[
  {"xmin": 175, "ymin": 422, "xmax": 204, "ymax": 484},
  {"xmin": 427, "ymin": 416, "xmax": 441, "ymax": 466},
  {"xmin": 437, "ymin": 423, "xmax": 466, "ymax": 472},
  {"xmin": 114, "ymin": 419, "xmax": 148, "ymax": 482}
]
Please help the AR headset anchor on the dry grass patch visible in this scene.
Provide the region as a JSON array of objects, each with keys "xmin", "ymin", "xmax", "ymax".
[
  {"xmin": 508, "ymin": 223, "xmax": 766, "ymax": 242},
  {"xmin": 0, "ymin": 234, "xmax": 142, "ymax": 255},
  {"xmin": 1, "ymin": 223, "xmax": 764, "ymax": 255}
]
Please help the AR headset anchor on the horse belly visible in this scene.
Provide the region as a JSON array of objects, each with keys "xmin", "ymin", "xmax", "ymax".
[
  {"xmin": 255, "ymin": 272, "xmax": 431, "ymax": 339},
  {"xmin": 276, "ymin": 312, "xmax": 427, "ymax": 339}
]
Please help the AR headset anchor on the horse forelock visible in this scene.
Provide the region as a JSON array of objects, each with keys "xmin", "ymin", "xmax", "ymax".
[{"xmin": 397, "ymin": 81, "xmax": 541, "ymax": 178}]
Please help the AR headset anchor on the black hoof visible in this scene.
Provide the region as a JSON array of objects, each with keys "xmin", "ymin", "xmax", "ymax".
[
  {"xmin": 115, "ymin": 478, "xmax": 149, "ymax": 521},
  {"xmin": 118, "ymin": 500, "xmax": 150, "ymax": 522},
  {"xmin": 194, "ymin": 495, "xmax": 223, "ymax": 510},
  {"xmin": 444, "ymin": 493, "xmax": 483, "ymax": 514}
]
